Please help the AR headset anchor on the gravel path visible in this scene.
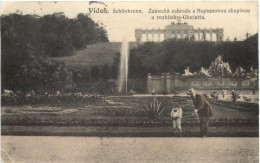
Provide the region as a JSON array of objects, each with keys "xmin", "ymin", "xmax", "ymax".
[{"xmin": 2, "ymin": 136, "xmax": 258, "ymax": 163}]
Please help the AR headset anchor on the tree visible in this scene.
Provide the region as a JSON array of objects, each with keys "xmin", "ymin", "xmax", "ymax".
[
  {"xmin": 76, "ymin": 13, "xmax": 109, "ymax": 44},
  {"xmin": 100, "ymin": 64, "xmax": 110, "ymax": 80},
  {"xmin": 231, "ymin": 91, "xmax": 240, "ymax": 104},
  {"xmin": 40, "ymin": 12, "xmax": 74, "ymax": 57},
  {"xmin": 90, "ymin": 66, "xmax": 100, "ymax": 79},
  {"xmin": 110, "ymin": 53, "xmax": 120, "ymax": 79},
  {"xmin": 98, "ymin": 26, "xmax": 109, "ymax": 42},
  {"xmin": 220, "ymin": 33, "xmax": 258, "ymax": 72},
  {"xmin": 70, "ymin": 19, "xmax": 86, "ymax": 49}
]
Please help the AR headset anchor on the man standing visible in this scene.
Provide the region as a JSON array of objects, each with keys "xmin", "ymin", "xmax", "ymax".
[{"xmin": 188, "ymin": 88, "xmax": 214, "ymax": 137}]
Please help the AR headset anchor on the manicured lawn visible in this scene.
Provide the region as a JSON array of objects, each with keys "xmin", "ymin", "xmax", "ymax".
[{"xmin": 51, "ymin": 42, "xmax": 137, "ymax": 69}]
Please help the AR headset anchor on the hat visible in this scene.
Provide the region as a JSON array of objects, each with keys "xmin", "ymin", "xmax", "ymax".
[{"xmin": 188, "ymin": 88, "xmax": 196, "ymax": 95}]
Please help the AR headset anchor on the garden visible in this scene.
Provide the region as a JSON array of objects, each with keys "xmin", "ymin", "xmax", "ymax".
[{"xmin": 2, "ymin": 92, "xmax": 258, "ymax": 129}]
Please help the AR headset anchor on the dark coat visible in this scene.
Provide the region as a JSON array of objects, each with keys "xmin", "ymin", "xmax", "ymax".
[{"xmin": 192, "ymin": 94, "xmax": 214, "ymax": 117}]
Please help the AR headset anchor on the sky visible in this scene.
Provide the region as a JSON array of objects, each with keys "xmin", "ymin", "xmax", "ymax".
[{"xmin": 1, "ymin": 1, "xmax": 258, "ymax": 42}]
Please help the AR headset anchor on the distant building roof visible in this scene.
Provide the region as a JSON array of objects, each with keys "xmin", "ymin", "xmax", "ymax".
[{"xmin": 165, "ymin": 22, "xmax": 194, "ymax": 31}]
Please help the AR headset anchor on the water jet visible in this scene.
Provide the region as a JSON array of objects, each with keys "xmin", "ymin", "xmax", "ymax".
[{"xmin": 117, "ymin": 38, "xmax": 129, "ymax": 94}]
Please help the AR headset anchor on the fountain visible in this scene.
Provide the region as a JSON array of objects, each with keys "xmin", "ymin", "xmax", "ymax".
[{"xmin": 118, "ymin": 38, "xmax": 129, "ymax": 94}]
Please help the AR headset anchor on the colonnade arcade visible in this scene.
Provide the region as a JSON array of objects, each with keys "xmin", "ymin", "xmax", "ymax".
[{"xmin": 135, "ymin": 22, "xmax": 224, "ymax": 43}]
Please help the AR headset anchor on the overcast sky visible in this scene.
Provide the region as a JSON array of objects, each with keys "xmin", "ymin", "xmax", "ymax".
[{"xmin": 1, "ymin": 1, "xmax": 258, "ymax": 42}]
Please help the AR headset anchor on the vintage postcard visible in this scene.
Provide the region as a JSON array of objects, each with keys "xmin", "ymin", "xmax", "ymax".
[{"xmin": 1, "ymin": 1, "xmax": 258, "ymax": 162}]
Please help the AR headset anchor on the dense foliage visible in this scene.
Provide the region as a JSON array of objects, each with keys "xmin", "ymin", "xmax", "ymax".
[
  {"xmin": 220, "ymin": 34, "xmax": 258, "ymax": 72},
  {"xmin": 1, "ymin": 12, "xmax": 109, "ymax": 92},
  {"xmin": 2, "ymin": 12, "xmax": 109, "ymax": 57},
  {"xmin": 127, "ymin": 34, "xmax": 258, "ymax": 78}
]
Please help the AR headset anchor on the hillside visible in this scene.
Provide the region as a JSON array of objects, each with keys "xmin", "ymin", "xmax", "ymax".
[{"xmin": 51, "ymin": 42, "xmax": 138, "ymax": 70}]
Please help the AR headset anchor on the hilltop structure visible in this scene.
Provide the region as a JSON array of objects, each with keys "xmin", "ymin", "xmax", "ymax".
[{"xmin": 135, "ymin": 21, "xmax": 224, "ymax": 43}]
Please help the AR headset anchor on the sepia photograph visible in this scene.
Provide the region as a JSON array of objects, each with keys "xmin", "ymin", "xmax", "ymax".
[{"xmin": 1, "ymin": 1, "xmax": 259, "ymax": 162}]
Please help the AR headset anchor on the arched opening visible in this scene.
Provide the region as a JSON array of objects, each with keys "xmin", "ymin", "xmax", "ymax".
[
  {"xmin": 205, "ymin": 33, "xmax": 210, "ymax": 41},
  {"xmin": 183, "ymin": 34, "xmax": 189, "ymax": 39},
  {"xmin": 159, "ymin": 33, "xmax": 164, "ymax": 41},
  {"xmin": 194, "ymin": 33, "xmax": 199, "ymax": 41},
  {"xmin": 212, "ymin": 33, "xmax": 217, "ymax": 41},
  {"xmin": 142, "ymin": 34, "xmax": 148, "ymax": 42},
  {"xmin": 147, "ymin": 34, "xmax": 153, "ymax": 42},
  {"xmin": 170, "ymin": 33, "xmax": 175, "ymax": 39},
  {"xmin": 154, "ymin": 34, "xmax": 159, "ymax": 42}
]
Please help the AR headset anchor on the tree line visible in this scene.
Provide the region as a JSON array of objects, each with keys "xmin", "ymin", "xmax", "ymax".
[
  {"xmin": 126, "ymin": 34, "xmax": 258, "ymax": 78},
  {"xmin": 2, "ymin": 12, "xmax": 109, "ymax": 57},
  {"xmin": 75, "ymin": 33, "xmax": 258, "ymax": 82}
]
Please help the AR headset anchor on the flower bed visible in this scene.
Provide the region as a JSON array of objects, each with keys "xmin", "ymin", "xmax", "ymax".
[
  {"xmin": 2, "ymin": 92, "xmax": 104, "ymax": 106},
  {"xmin": 2, "ymin": 115, "xmax": 258, "ymax": 127},
  {"xmin": 209, "ymin": 99, "xmax": 259, "ymax": 112}
]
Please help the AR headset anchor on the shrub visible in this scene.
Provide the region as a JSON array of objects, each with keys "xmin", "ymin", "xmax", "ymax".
[
  {"xmin": 143, "ymin": 97, "xmax": 167, "ymax": 119},
  {"xmin": 4, "ymin": 108, "xmax": 14, "ymax": 113},
  {"xmin": 162, "ymin": 90, "xmax": 168, "ymax": 95},
  {"xmin": 1, "ymin": 91, "xmax": 104, "ymax": 106},
  {"xmin": 210, "ymin": 92, "xmax": 219, "ymax": 100},
  {"xmin": 231, "ymin": 91, "xmax": 240, "ymax": 104},
  {"xmin": 243, "ymin": 96, "xmax": 251, "ymax": 103}
]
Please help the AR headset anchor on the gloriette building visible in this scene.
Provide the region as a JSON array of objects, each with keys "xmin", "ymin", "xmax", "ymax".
[{"xmin": 135, "ymin": 22, "xmax": 224, "ymax": 43}]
